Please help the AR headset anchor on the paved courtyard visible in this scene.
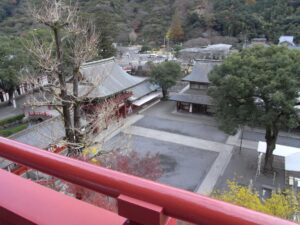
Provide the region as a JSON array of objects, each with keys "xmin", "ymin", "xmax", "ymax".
[
  {"xmin": 104, "ymin": 100, "xmax": 234, "ymax": 195},
  {"xmin": 243, "ymin": 130, "xmax": 300, "ymax": 148},
  {"xmin": 2, "ymin": 97, "xmax": 300, "ymax": 197},
  {"xmin": 215, "ymin": 147, "xmax": 286, "ymax": 196},
  {"xmin": 104, "ymin": 100, "xmax": 300, "ymax": 196},
  {"xmin": 105, "ymin": 133, "xmax": 218, "ymax": 191},
  {"xmin": 134, "ymin": 116, "xmax": 228, "ymax": 143}
]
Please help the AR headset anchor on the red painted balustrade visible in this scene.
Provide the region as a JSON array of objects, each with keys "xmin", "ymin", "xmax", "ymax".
[{"xmin": 0, "ymin": 137, "xmax": 297, "ymax": 225}]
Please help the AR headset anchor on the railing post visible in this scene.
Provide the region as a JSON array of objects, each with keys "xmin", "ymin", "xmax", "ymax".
[{"xmin": 118, "ymin": 195, "xmax": 177, "ymax": 225}]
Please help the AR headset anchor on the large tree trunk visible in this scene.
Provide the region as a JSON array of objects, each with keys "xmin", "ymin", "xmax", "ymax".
[
  {"xmin": 7, "ymin": 88, "xmax": 14, "ymax": 106},
  {"xmin": 263, "ymin": 125, "xmax": 279, "ymax": 172},
  {"xmin": 73, "ymin": 68, "xmax": 81, "ymax": 144},
  {"xmin": 53, "ymin": 27, "xmax": 74, "ymax": 144},
  {"xmin": 162, "ymin": 87, "xmax": 168, "ymax": 100}
]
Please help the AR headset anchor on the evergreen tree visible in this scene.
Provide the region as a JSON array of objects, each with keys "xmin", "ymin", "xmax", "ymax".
[
  {"xmin": 150, "ymin": 61, "xmax": 181, "ymax": 99},
  {"xmin": 0, "ymin": 36, "xmax": 29, "ymax": 105},
  {"xmin": 209, "ymin": 46, "xmax": 300, "ymax": 171}
]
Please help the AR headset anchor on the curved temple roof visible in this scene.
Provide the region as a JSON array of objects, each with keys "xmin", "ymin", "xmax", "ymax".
[
  {"xmin": 78, "ymin": 57, "xmax": 147, "ymax": 99},
  {"xmin": 182, "ymin": 60, "xmax": 221, "ymax": 84}
]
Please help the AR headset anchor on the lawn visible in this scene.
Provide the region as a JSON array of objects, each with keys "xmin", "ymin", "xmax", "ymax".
[
  {"xmin": 0, "ymin": 114, "xmax": 27, "ymax": 137},
  {"xmin": 0, "ymin": 123, "xmax": 29, "ymax": 137}
]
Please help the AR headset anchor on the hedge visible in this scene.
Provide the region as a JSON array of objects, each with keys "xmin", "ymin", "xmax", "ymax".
[{"xmin": 0, "ymin": 114, "xmax": 25, "ymax": 126}]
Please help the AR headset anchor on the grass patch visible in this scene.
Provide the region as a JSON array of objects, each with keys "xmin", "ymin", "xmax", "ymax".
[
  {"xmin": 0, "ymin": 123, "xmax": 28, "ymax": 137},
  {"xmin": 0, "ymin": 114, "xmax": 25, "ymax": 126}
]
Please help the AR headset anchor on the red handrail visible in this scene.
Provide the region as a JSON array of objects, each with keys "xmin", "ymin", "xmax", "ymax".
[
  {"xmin": 0, "ymin": 168, "xmax": 126, "ymax": 225},
  {"xmin": 0, "ymin": 137, "xmax": 297, "ymax": 225}
]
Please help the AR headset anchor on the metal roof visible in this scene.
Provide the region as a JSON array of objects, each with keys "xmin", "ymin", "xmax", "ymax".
[
  {"xmin": 132, "ymin": 92, "xmax": 161, "ymax": 106},
  {"xmin": 279, "ymin": 36, "xmax": 295, "ymax": 46},
  {"xmin": 182, "ymin": 60, "xmax": 221, "ymax": 83},
  {"xmin": 258, "ymin": 141, "xmax": 300, "ymax": 172},
  {"xmin": 170, "ymin": 93, "xmax": 213, "ymax": 106},
  {"xmin": 78, "ymin": 58, "xmax": 147, "ymax": 98},
  {"xmin": 180, "ymin": 44, "xmax": 232, "ymax": 53},
  {"xmin": 128, "ymin": 81, "xmax": 159, "ymax": 101}
]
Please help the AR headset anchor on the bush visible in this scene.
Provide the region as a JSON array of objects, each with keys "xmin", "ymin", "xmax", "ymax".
[
  {"xmin": 140, "ymin": 45, "xmax": 151, "ymax": 53},
  {"xmin": 0, "ymin": 114, "xmax": 25, "ymax": 126},
  {"xmin": 0, "ymin": 123, "xmax": 28, "ymax": 137}
]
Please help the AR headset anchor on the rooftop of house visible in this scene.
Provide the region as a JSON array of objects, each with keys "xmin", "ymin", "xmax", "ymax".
[
  {"xmin": 180, "ymin": 44, "xmax": 232, "ymax": 53},
  {"xmin": 77, "ymin": 57, "xmax": 147, "ymax": 99},
  {"xmin": 170, "ymin": 91, "xmax": 213, "ymax": 106},
  {"xmin": 182, "ymin": 60, "xmax": 221, "ymax": 84},
  {"xmin": 279, "ymin": 36, "xmax": 295, "ymax": 46}
]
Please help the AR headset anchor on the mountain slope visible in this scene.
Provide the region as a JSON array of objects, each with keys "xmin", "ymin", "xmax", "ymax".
[{"xmin": 1, "ymin": 0, "xmax": 300, "ymax": 46}]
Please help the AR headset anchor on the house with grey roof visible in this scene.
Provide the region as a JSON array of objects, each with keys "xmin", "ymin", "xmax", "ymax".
[
  {"xmin": 170, "ymin": 59, "xmax": 221, "ymax": 114},
  {"xmin": 75, "ymin": 57, "xmax": 159, "ymax": 116},
  {"xmin": 179, "ymin": 44, "xmax": 231, "ymax": 62}
]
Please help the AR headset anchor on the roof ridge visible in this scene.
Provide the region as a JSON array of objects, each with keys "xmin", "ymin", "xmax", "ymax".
[
  {"xmin": 194, "ymin": 59, "xmax": 223, "ymax": 63},
  {"xmin": 81, "ymin": 57, "xmax": 115, "ymax": 68}
]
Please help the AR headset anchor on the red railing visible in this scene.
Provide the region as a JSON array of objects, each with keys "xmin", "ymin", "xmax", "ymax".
[
  {"xmin": 27, "ymin": 111, "xmax": 52, "ymax": 118},
  {"xmin": 0, "ymin": 137, "xmax": 297, "ymax": 225},
  {"xmin": 10, "ymin": 145, "xmax": 66, "ymax": 176}
]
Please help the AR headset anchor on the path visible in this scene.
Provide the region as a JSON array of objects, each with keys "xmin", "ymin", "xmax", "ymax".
[{"xmin": 0, "ymin": 95, "xmax": 26, "ymax": 120}]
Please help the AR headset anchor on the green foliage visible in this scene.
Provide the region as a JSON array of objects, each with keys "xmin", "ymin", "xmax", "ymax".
[
  {"xmin": 215, "ymin": 181, "xmax": 300, "ymax": 221},
  {"xmin": 150, "ymin": 61, "xmax": 181, "ymax": 99},
  {"xmin": 93, "ymin": 12, "xmax": 117, "ymax": 59},
  {"xmin": 0, "ymin": 114, "xmax": 25, "ymax": 126},
  {"xmin": 215, "ymin": 181, "xmax": 266, "ymax": 212},
  {"xmin": 2, "ymin": 1, "xmax": 300, "ymax": 46},
  {"xmin": 209, "ymin": 45, "xmax": 300, "ymax": 134},
  {"xmin": 209, "ymin": 45, "xmax": 300, "ymax": 169},
  {"xmin": 0, "ymin": 123, "xmax": 28, "ymax": 137},
  {"xmin": 0, "ymin": 35, "xmax": 30, "ymax": 103},
  {"xmin": 140, "ymin": 45, "xmax": 151, "ymax": 53},
  {"xmin": 0, "ymin": 0, "xmax": 20, "ymax": 23},
  {"xmin": 173, "ymin": 45, "xmax": 182, "ymax": 57},
  {"xmin": 213, "ymin": 0, "xmax": 300, "ymax": 42}
]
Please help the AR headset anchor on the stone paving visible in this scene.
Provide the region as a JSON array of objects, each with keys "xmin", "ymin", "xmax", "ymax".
[
  {"xmin": 104, "ymin": 133, "xmax": 218, "ymax": 191},
  {"xmin": 123, "ymin": 125, "xmax": 234, "ymax": 195},
  {"xmin": 243, "ymin": 130, "xmax": 300, "ymax": 148},
  {"xmin": 214, "ymin": 147, "xmax": 286, "ymax": 195},
  {"xmin": 134, "ymin": 116, "xmax": 228, "ymax": 143},
  {"xmin": 2, "ymin": 94, "xmax": 300, "ymax": 197},
  {"xmin": 0, "ymin": 95, "xmax": 26, "ymax": 120},
  {"xmin": 100, "ymin": 100, "xmax": 236, "ymax": 195},
  {"xmin": 124, "ymin": 126, "xmax": 229, "ymax": 153}
]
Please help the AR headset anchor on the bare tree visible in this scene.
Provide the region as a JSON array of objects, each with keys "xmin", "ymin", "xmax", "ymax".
[{"xmin": 26, "ymin": 0, "xmax": 101, "ymax": 153}]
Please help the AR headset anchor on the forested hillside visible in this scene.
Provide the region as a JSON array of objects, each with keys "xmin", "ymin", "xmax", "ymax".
[
  {"xmin": 1, "ymin": 0, "xmax": 300, "ymax": 46},
  {"xmin": 213, "ymin": 0, "xmax": 300, "ymax": 42}
]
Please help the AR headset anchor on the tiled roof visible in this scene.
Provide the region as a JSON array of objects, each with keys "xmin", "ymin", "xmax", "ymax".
[
  {"xmin": 170, "ymin": 88, "xmax": 213, "ymax": 106},
  {"xmin": 182, "ymin": 60, "xmax": 221, "ymax": 84},
  {"xmin": 78, "ymin": 58, "xmax": 147, "ymax": 98},
  {"xmin": 128, "ymin": 81, "xmax": 159, "ymax": 101}
]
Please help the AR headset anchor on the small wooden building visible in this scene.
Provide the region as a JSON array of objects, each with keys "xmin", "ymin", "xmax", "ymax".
[
  {"xmin": 170, "ymin": 59, "xmax": 221, "ymax": 114},
  {"xmin": 76, "ymin": 57, "xmax": 159, "ymax": 118}
]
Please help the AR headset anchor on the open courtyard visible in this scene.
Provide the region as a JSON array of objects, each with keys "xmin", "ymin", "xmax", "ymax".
[
  {"xmin": 104, "ymin": 101, "xmax": 234, "ymax": 195},
  {"xmin": 103, "ymin": 100, "xmax": 300, "ymax": 196}
]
